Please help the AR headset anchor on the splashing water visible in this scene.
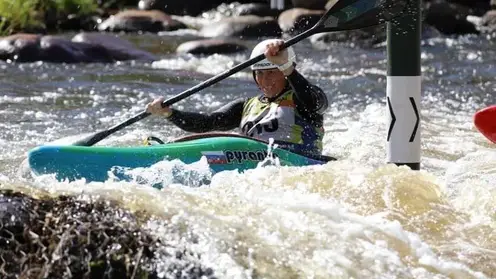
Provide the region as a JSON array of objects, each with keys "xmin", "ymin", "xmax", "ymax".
[{"xmin": 0, "ymin": 28, "xmax": 495, "ymax": 278}]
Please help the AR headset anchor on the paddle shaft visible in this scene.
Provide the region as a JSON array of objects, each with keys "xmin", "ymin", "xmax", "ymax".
[
  {"xmin": 161, "ymin": 29, "xmax": 316, "ymax": 107},
  {"xmin": 78, "ymin": 28, "xmax": 318, "ymax": 146},
  {"xmin": 73, "ymin": 0, "xmax": 410, "ymax": 146}
]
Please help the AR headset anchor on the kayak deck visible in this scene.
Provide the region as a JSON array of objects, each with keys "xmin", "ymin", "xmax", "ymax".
[{"xmin": 28, "ymin": 133, "xmax": 336, "ymax": 182}]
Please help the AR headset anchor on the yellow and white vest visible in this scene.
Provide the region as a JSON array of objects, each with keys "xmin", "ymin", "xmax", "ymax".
[{"xmin": 240, "ymin": 89, "xmax": 324, "ymax": 154}]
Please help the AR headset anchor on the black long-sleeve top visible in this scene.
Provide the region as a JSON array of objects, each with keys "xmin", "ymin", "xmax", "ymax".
[{"xmin": 166, "ymin": 69, "xmax": 328, "ymax": 133}]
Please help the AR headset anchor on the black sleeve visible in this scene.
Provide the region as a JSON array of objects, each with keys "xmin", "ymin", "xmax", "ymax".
[
  {"xmin": 286, "ymin": 69, "xmax": 328, "ymax": 114},
  {"xmin": 166, "ymin": 98, "xmax": 246, "ymax": 133}
]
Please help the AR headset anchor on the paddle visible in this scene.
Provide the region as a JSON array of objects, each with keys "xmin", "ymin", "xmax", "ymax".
[
  {"xmin": 72, "ymin": 0, "xmax": 410, "ymax": 146},
  {"xmin": 474, "ymin": 105, "xmax": 496, "ymax": 144}
]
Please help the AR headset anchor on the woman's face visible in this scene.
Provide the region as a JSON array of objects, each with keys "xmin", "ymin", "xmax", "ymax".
[{"xmin": 254, "ymin": 69, "xmax": 287, "ymax": 97}]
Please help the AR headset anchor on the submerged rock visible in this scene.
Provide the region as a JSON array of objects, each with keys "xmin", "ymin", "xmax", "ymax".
[
  {"xmin": 0, "ymin": 34, "xmax": 113, "ymax": 63},
  {"xmin": 236, "ymin": 3, "xmax": 283, "ymax": 17},
  {"xmin": 480, "ymin": 10, "xmax": 496, "ymax": 31},
  {"xmin": 0, "ymin": 190, "xmax": 217, "ymax": 279},
  {"xmin": 0, "ymin": 190, "xmax": 156, "ymax": 278},
  {"xmin": 0, "ymin": 33, "xmax": 157, "ymax": 63},
  {"xmin": 97, "ymin": 9, "xmax": 187, "ymax": 33},
  {"xmin": 429, "ymin": 0, "xmax": 492, "ymax": 16},
  {"xmin": 200, "ymin": 15, "xmax": 282, "ymax": 38},
  {"xmin": 308, "ymin": 24, "xmax": 387, "ymax": 48},
  {"xmin": 137, "ymin": 0, "xmax": 267, "ymax": 16},
  {"xmin": 278, "ymin": 8, "xmax": 325, "ymax": 36},
  {"xmin": 291, "ymin": 0, "xmax": 328, "ymax": 10},
  {"xmin": 72, "ymin": 32, "xmax": 158, "ymax": 61},
  {"xmin": 176, "ymin": 39, "xmax": 248, "ymax": 54},
  {"xmin": 309, "ymin": 22, "xmax": 443, "ymax": 49},
  {"xmin": 424, "ymin": 0, "xmax": 480, "ymax": 35}
]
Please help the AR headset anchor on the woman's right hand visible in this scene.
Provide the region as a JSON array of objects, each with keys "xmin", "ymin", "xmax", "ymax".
[{"xmin": 146, "ymin": 97, "xmax": 172, "ymax": 117}]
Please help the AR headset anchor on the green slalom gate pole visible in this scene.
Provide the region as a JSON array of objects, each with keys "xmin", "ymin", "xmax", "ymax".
[{"xmin": 386, "ymin": 0, "xmax": 422, "ymax": 170}]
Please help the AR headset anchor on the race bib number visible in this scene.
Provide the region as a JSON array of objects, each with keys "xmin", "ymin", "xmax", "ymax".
[{"xmin": 241, "ymin": 118, "xmax": 279, "ymax": 137}]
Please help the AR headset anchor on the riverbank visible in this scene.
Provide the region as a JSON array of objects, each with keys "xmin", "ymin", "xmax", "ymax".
[
  {"xmin": 1, "ymin": 0, "xmax": 495, "ymax": 36},
  {"xmin": 1, "ymin": 0, "xmax": 495, "ymax": 64}
]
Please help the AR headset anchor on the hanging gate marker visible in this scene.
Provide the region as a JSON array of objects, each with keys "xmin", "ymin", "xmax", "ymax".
[{"xmin": 386, "ymin": 0, "xmax": 422, "ymax": 170}]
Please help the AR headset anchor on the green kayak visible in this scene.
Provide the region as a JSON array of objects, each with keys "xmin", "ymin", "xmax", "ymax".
[{"xmin": 28, "ymin": 133, "xmax": 336, "ymax": 183}]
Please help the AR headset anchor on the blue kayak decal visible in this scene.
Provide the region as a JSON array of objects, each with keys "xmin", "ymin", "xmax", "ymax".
[{"xmin": 201, "ymin": 150, "xmax": 278, "ymax": 164}]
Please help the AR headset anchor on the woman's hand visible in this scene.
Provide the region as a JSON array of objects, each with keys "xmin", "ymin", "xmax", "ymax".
[
  {"xmin": 146, "ymin": 97, "xmax": 172, "ymax": 117},
  {"xmin": 264, "ymin": 39, "xmax": 294, "ymax": 76}
]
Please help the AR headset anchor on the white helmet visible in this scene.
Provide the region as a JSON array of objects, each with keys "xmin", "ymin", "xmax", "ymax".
[{"xmin": 250, "ymin": 39, "xmax": 296, "ymax": 71}]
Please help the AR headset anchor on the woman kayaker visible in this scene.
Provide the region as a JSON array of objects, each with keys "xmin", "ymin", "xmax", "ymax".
[{"xmin": 146, "ymin": 38, "xmax": 329, "ymax": 156}]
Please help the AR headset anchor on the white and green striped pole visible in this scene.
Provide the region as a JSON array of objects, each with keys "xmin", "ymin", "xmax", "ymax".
[{"xmin": 386, "ymin": 0, "xmax": 422, "ymax": 170}]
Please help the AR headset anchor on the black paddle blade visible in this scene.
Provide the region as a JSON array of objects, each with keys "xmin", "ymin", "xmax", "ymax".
[
  {"xmin": 71, "ymin": 111, "xmax": 151, "ymax": 146},
  {"xmin": 72, "ymin": 130, "xmax": 111, "ymax": 146},
  {"xmin": 318, "ymin": 0, "xmax": 410, "ymax": 32}
]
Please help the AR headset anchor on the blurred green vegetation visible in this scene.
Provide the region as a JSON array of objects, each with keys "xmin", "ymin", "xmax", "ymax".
[{"xmin": 0, "ymin": 0, "xmax": 99, "ymax": 35}]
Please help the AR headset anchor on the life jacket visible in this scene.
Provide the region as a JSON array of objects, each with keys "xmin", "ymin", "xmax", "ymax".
[{"xmin": 240, "ymin": 89, "xmax": 324, "ymax": 155}]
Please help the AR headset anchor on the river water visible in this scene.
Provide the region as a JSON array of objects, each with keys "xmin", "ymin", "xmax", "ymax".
[{"xmin": 0, "ymin": 23, "xmax": 495, "ymax": 278}]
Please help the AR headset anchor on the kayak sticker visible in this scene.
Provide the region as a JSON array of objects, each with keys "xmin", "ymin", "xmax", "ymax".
[
  {"xmin": 201, "ymin": 151, "xmax": 228, "ymax": 164},
  {"xmin": 201, "ymin": 150, "xmax": 278, "ymax": 164}
]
